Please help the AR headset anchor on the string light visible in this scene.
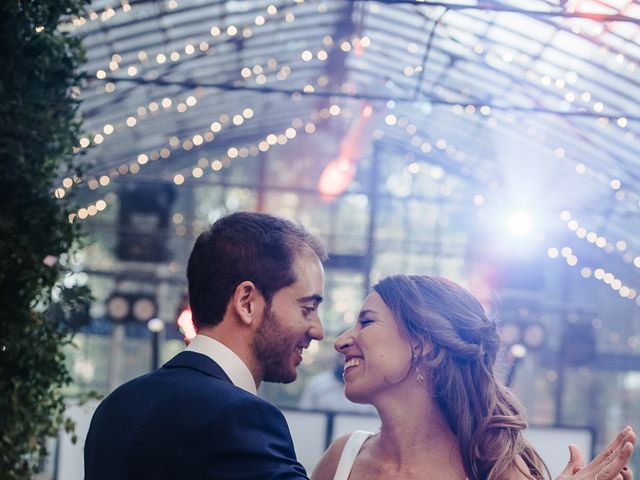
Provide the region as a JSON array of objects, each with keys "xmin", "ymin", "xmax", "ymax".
[
  {"xmin": 67, "ymin": 1, "xmax": 132, "ymax": 28},
  {"xmin": 64, "ymin": 92, "xmax": 205, "ymax": 191},
  {"xmin": 70, "ymin": 104, "xmax": 259, "ymax": 194},
  {"xmin": 169, "ymin": 108, "xmax": 329, "ymax": 188},
  {"xmin": 69, "ymin": 90, "xmax": 338, "ymax": 224},
  {"xmin": 61, "ymin": 3, "xmax": 640, "ymax": 367},
  {"xmin": 560, "ymin": 212, "xmax": 638, "ymax": 269},
  {"xmin": 388, "ymin": 115, "xmax": 639, "ymax": 308},
  {"xmin": 77, "ymin": 38, "xmax": 334, "ymax": 183},
  {"xmin": 546, "ymin": 244, "xmax": 637, "ymax": 302},
  {"xmin": 67, "ymin": 197, "xmax": 111, "ymax": 223},
  {"xmin": 87, "ymin": 2, "xmax": 311, "ymax": 83}
]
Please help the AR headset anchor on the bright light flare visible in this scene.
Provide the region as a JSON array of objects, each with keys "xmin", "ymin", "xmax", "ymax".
[
  {"xmin": 506, "ymin": 211, "xmax": 533, "ymax": 236},
  {"xmin": 510, "ymin": 343, "xmax": 527, "ymax": 359},
  {"xmin": 148, "ymin": 317, "xmax": 165, "ymax": 333}
]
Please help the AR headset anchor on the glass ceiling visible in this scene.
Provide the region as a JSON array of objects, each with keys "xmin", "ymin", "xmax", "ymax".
[{"xmin": 63, "ymin": 0, "xmax": 639, "ymax": 315}]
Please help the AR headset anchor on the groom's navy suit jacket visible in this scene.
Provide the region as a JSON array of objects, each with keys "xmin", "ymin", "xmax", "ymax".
[{"xmin": 84, "ymin": 351, "xmax": 308, "ymax": 479}]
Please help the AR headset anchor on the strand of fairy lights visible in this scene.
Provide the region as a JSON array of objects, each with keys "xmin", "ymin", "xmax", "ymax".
[
  {"xmin": 169, "ymin": 103, "xmax": 343, "ymax": 186},
  {"xmin": 454, "ymin": 20, "xmax": 640, "ymax": 129},
  {"xmin": 85, "ymin": 35, "xmax": 334, "ymax": 157},
  {"xmin": 392, "ymin": 160, "xmax": 640, "ymax": 328},
  {"xmin": 170, "ymin": 115, "xmax": 322, "ymax": 187},
  {"xmin": 67, "ymin": 3, "xmax": 636, "ymax": 222},
  {"xmin": 385, "ymin": 105, "xmax": 639, "ymax": 309},
  {"xmin": 515, "ymin": 64, "xmax": 639, "ymax": 210},
  {"xmin": 72, "ymin": 5, "xmax": 301, "ymax": 168},
  {"xmin": 389, "ymin": 83, "xmax": 634, "ymax": 213},
  {"xmin": 546, "ymin": 245, "xmax": 638, "ymax": 305},
  {"xmin": 92, "ymin": 28, "xmax": 353, "ymax": 99},
  {"xmin": 75, "ymin": 41, "xmax": 636, "ymax": 217},
  {"xmin": 386, "ymin": 88, "xmax": 636, "ymax": 225},
  {"xmin": 385, "ymin": 102, "xmax": 495, "ymax": 192},
  {"xmin": 79, "ymin": 28, "xmax": 346, "ymax": 157},
  {"xmin": 91, "ymin": 14, "xmax": 368, "ymax": 110},
  {"xmin": 478, "ymin": 102, "xmax": 638, "ymax": 213},
  {"xmin": 457, "ymin": 96, "xmax": 638, "ymax": 211},
  {"xmin": 72, "ymin": 92, "xmax": 202, "ymax": 155},
  {"xmin": 66, "ymin": 103, "xmax": 338, "ymax": 223},
  {"xmin": 387, "ymin": 9, "xmax": 639, "ymax": 122},
  {"xmin": 89, "ymin": 3, "xmax": 301, "ymax": 85},
  {"xmin": 164, "ymin": 109, "xmax": 329, "ymax": 239},
  {"xmin": 522, "ymin": 119, "xmax": 638, "ymax": 211},
  {"xmin": 65, "ymin": 98, "xmax": 336, "ymax": 215},
  {"xmin": 63, "ymin": 36, "xmax": 350, "ymax": 196},
  {"xmin": 88, "ymin": 7, "xmax": 304, "ymax": 100},
  {"xmin": 55, "ymin": 104, "xmax": 257, "ymax": 202},
  {"xmin": 67, "ymin": 0, "xmax": 132, "ymax": 28},
  {"xmin": 84, "ymin": 48, "xmax": 292, "ymax": 156},
  {"xmin": 496, "ymin": 64, "xmax": 640, "ymax": 214},
  {"xmin": 467, "ymin": 8, "xmax": 639, "ymax": 94},
  {"xmin": 68, "ymin": 197, "xmax": 111, "ymax": 223},
  {"xmin": 560, "ymin": 210, "xmax": 640, "ymax": 268},
  {"xmin": 64, "ymin": 56, "xmax": 339, "ymax": 199},
  {"xmin": 99, "ymin": 104, "xmax": 256, "ymax": 181}
]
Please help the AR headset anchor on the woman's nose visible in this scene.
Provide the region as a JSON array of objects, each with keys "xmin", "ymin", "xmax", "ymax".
[{"xmin": 334, "ymin": 328, "xmax": 354, "ymax": 352}]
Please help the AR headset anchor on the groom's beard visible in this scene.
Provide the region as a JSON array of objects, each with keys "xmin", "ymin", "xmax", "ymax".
[{"xmin": 253, "ymin": 306, "xmax": 299, "ymax": 384}]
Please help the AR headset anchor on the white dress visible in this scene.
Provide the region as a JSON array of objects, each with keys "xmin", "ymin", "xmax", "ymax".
[
  {"xmin": 331, "ymin": 430, "xmax": 469, "ymax": 480},
  {"xmin": 332, "ymin": 430, "xmax": 374, "ymax": 480}
]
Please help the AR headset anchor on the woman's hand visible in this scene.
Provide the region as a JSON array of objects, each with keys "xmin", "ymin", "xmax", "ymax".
[{"xmin": 556, "ymin": 426, "xmax": 635, "ymax": 480}]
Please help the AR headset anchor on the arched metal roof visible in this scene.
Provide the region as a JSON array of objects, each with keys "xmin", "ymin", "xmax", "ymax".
[{"xmin": 66, "ymin": 0, "xmax": 640, "ymax": 315}]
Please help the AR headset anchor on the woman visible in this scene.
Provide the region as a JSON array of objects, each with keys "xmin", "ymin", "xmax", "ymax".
[{"xmin": 312, "ymin": 274, "xmax": 634, "ymax": 480}]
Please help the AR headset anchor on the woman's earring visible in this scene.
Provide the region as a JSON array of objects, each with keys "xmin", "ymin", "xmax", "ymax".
[{"xmin": 413, "ymin": 346, "xmax": 425, "ymax": 382}]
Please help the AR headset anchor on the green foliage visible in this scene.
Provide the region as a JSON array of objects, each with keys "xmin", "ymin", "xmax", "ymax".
[{"xmin": 0, "ymin": 0, "xmax": 88, "ymax": 478}]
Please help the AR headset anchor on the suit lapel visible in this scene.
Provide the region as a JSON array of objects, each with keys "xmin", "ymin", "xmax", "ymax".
[{"xmin": 163, "ymin": 351, "xmax": 232, "ymax": 383}]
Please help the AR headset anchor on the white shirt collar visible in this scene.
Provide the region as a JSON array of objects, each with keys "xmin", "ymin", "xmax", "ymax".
[{"xmin": 185, "ymin": 334, "xmax": 258, "ymax": 395}]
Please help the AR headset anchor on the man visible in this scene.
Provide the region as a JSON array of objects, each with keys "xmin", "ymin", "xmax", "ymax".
[
  {"xmin": 85, "ymin": 211, "xmax": 634, "ymax": 480},
  {"xmin": 84, "ymin": 212, "xmax": 326, "ymax": 479}
]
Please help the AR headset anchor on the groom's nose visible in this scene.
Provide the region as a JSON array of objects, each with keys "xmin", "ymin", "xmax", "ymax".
[{"xmin": 308, "ymin": 313, "xmax": 324, "ymax": 341}]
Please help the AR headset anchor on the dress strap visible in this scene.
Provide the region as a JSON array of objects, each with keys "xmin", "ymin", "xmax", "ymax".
[{"xmin": 332, "ymin": 430, "xmax": 374, "ymax": 480}]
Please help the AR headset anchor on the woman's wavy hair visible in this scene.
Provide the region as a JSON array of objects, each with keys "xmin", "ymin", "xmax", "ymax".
[{"xmin": 373, "ymin": 274, "xmax": 549, "ymax": 480}]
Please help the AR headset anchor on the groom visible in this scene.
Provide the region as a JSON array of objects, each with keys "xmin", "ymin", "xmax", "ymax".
[
  {"xmin": 85, "ymin": 211, "xmax": 325, "ymax": 479},
  {"xmin": 85, "ymin": 211, "xmax": 633, "ymax": 480}
]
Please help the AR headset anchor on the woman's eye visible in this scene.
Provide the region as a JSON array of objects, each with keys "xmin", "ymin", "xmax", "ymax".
[{"xmin": 359, "ymin": 319, "xmax": 373, "ymax": 326}]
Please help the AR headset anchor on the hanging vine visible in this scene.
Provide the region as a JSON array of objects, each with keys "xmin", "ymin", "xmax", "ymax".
[{"xmin": 0, "ymin": 1, "xmax": 89, "ymax": 478}]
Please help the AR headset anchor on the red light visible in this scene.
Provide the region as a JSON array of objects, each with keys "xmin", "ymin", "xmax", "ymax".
[
  {"xmin": 318, "ymin": 158, "xmax": 355, "ymax": 198},
  {"xmin": 317, "ymin": 103, "xmax": 374, "ymax": 198},
  {"xmin": 177, "ymin": 307, "xmax": 196, "ymax": 343}
]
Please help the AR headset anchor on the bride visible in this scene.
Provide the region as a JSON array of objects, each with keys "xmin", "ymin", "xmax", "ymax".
[{"xmin": 312, "ymin": 274, "xmax": 634, "ymax": 480}]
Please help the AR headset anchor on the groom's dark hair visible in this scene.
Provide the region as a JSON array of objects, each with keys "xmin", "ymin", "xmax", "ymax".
[{"xmin": 187, "ymin": 211, "xmax": 326, "ymax": 329}]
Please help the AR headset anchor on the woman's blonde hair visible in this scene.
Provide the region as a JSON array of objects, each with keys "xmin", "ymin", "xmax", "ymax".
[{"xmin": 374, "ymin": 274, "xmax": 549, "ymax": 480}]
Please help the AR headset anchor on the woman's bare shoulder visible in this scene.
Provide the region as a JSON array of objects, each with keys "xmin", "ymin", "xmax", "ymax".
[{"xmin": 310, "ymin": 433, "xmax": 352, "ymax": 480}]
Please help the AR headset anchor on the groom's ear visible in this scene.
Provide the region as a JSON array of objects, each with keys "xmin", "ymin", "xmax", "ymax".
[{"xmin": 232, "ymin": 281, "xmax": 264, "ymax": 326}]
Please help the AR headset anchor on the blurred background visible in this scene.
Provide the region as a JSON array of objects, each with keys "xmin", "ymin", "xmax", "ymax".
[{"xmin": 51, "ymin": 0, "xmax": 639, "ymax": 475}]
